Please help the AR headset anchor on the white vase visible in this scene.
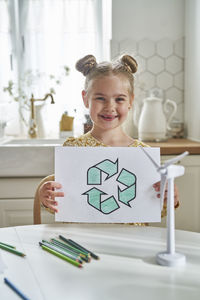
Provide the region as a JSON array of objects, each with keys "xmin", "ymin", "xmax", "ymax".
[{"xmin": 34, "ymin": 103, "xmax": 47, "ymax": 138}]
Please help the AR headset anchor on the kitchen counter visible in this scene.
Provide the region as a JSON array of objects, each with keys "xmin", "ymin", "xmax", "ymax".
[
  {"xmin": 0, "ymin": 138, "xmax": 200, "ymax": 177},
  {"xmin": 147, "ymin": 138, "xmax": 200, "ymax": 155}
]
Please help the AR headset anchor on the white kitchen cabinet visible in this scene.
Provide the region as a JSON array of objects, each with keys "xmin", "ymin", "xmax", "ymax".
[
  {"xmin": 0, "ymin": 178, "xmax": 54, "ymax": 227},
  {"xmin": 0, "ymin": 155, "xmax": 200, "ymax": 231},
  {"xmin": 172, "ymin": 155, "xmax": 200, "ymax": 232},
  {"xmin": 152, "ymin": 155, "xmax": 200, "ymax": 233}
]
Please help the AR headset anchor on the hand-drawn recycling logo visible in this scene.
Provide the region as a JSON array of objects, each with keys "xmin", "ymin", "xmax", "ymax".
[{"xmin": 82, "ymin": 159, "xmax": 137, "ymax": 214}]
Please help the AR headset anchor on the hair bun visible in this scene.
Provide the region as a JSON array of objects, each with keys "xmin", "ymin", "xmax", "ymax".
[
  {"xmin": 75, "ymin": 55, "xmax": 97, "ymax": 76},
  {"xmin": 120, "ymin": 55, "xmax": 138, "ymax": 74}
]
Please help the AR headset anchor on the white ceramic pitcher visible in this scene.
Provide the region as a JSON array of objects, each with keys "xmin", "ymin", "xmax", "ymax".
[{"xmin": 138, "ymin": 90, "xmax": 177, "ymax": 141}]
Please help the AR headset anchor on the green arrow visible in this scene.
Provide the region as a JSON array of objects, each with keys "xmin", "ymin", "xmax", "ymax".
[
  {"xmin": 95, "ymin": 159, "xmax": 118, "ymax": 180},
  {"xmin": 117, "ymin": 168, "xmax": 136, "ymax": 207},
  {"xmin": 117, "ymin": 169, "xmax": 136, "ymax": 186},
  {"xmin": 118, "ymin": 185, "xmax": 136, "ymax": 207},
  {"xmin": 82, "ymin": 188, "xmax": 107, "ymax": 211},
  {"xmin": 101, "ymin": 196, "xmax": 120, "ymax": 214},
  {"xmin": 87, "ymin": 167, "xmax": 101, "ymax": 185}
]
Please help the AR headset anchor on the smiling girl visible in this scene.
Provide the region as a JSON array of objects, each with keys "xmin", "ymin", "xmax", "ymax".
[{"xmin": 35, "ymin": 54, "xmax": 179, "ymax": 221}]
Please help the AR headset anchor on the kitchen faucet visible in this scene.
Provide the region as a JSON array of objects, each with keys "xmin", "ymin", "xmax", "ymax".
[{"xmin": 28, "ymin": 93, "xmax": 55, "ymax": 138}]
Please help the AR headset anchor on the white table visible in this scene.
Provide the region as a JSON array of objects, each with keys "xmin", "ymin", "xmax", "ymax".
[{"xmin": 0, "ymin": 224, "xmax": 200, "ymax": 300}]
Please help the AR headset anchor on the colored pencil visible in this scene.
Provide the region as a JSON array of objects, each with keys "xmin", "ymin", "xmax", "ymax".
[
  {"xmin": 40, "ymin": 244, "xmax": 82, "ymax": 268},
  {"xmin": 4, "ymin": 277, "xmax": 30, "ymax": 300},
  {"xmin": 42, "ymin": 240, "xmax": 81, "ymax": 259},
  {"xmin": 47, "ymin": 240, "xmax": 83, "ymax": 262},
  {"xmin": 0, "ymin": 243, "xmax": 26, "ymax": 257},
  {"xmin": 59, "ymin": 235, "xmax": 100, "ymax": 260},
  {"xmin": 50, "ymin": 239, "xmax": 83, "ymax": 258},
  {"xmin": 51, "ymin": 238, "xmax": 91, "ymax": 262},
  {"xmin": 67, "ymin": 238, "xmax": 99, "ymax": 260},
  {"xmin": 0, "ymin": 242, "xmax": 16, "ymax": 249},
  {"xmin": 40, "ymin": 240, "xmax": 80, "ymax": 261},
  {"xmin": 40, "ymin": 241, "xmax": 83, "ymax": 264},
  {"xmin": 51, "ymin": 240, "xmax": 89, "ymax": 263},
  {"xmin": 53, "ymin": 238, "xmax": 89, "ymax": 255}
]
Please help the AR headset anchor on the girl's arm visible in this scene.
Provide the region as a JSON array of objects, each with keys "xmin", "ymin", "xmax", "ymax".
[
  {"xmin": 34, "ymin": 175, "xmax": 64, "ymax": 223},
  {"xmin": 153, "ymin": 181, "xmax": 179, "ymax": 217}
]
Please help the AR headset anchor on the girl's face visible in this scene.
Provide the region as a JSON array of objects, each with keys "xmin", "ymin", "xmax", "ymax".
[{"xmin": 82, "ymin": 75, "xmax": 134, "ymax": 132}]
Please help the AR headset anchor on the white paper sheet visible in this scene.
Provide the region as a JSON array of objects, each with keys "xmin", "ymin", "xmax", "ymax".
[{"xmin": 55, "ymin": 147, "xmax": 161, "ymax": 223}]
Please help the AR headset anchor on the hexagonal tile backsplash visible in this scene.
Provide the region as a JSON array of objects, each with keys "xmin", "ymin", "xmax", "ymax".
[{"xmin": 111, "ymin": 37, "xmax": 184, "ymax": 122}]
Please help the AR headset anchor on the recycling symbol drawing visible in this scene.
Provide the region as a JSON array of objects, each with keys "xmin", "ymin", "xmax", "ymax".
[{"xmin": 82, "ymin": 159, "xmax": 137, "ymax": 214}]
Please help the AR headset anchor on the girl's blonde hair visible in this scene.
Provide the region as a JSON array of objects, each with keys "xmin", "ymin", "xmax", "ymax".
[{"xmin": 75, "ymin": 54, "xmax": 138, "ymax": 95}]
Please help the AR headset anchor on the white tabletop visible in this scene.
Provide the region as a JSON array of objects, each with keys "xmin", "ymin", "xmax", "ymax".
[{"xmin": 0, "ymin": 224, "xmax": 200, "ymax": 300}]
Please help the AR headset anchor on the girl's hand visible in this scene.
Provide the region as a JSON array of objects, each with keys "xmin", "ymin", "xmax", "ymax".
[
  {"xmin": 153, "ymin": 181, "xmax": 179, "ymax": 209},
  {"xmin": 39, "ymin": 181, "xmax": 64, "ymax": 213}
]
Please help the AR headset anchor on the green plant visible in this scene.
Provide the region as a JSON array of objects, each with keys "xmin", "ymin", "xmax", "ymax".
[{"xmin": 3, "ymin": 66, "xmax": 70, "ymax": 125}]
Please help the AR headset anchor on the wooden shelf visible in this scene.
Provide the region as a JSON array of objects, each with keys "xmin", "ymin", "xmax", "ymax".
[{"xmin": 147, "ymin": 139, "xmax": 200, "ymax": 155}]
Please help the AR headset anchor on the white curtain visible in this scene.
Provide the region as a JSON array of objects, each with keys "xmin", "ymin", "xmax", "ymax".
[
  {"xmin": 0, "ymin": 0, "xmax": 11, "ymax": 88},
  {"xmin": 0, "ymin": 0, "xmax": 20, "ymax": 135},
  {"xmin": 0, "ymin": 0, "xmax": 109, "ymax": 137}
]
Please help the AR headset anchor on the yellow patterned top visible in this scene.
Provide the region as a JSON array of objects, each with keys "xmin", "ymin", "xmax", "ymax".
[{"xmin": 63, "ymin": 131, "xmax": 148, "ymax": 148}]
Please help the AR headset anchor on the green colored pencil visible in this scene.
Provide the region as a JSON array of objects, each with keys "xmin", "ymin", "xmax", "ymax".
[
  {"xmin": 50, "ymin": 240, "xmax": 83, "ymax": 259},
  {"xmin": 40, "ymin": 241, "xmax": 83, "ymax": 264},
  {"xmin": 59, "ymin": 235, "xmax": 100, "ymax": 260},
  {"xmin": 67, "ymin": 238, "xmax": 99, "ymax": 260},
  {"xmin": 51, "ymin": 239, "xmax": 91, "ymax": 262},
  {"xmin": 51, "ymin": 240, "xmax": 89, "ymax": 263},
  {"xmin": 40, "ymin": 244, "xmax": 82, "ymax": 268},
  {"xmin": 0, "ymin": 242, "xmax": 16, "ymax": 249},
  {"xmin": 0, "ymin": 243, "xmax": 25, "ymax": 257},
  {"xmin": 54, "ymin": 238, "xmax": 89, "ymax": 255},
  {"xmin": 51, "ymin": 241, "xmax": 83, "ymax": 263}
]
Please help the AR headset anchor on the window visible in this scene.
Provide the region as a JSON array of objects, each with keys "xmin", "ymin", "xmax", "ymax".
[{"xmin": 0, "ymin": 0, "xmax": 111, "ymax": 137}]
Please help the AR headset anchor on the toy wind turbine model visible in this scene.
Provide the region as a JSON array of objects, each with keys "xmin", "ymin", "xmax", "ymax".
[{"xmin": 141, "ymin": 147, "xmax": 189, "ymax": 267}]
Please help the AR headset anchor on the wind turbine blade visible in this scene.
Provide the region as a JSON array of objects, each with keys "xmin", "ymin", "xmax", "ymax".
[
  {"xmin": 162, "ymin": 151, "xmax": 189, "ymax": 168},
  {"xmin": 140, "ymin": 146, "xmax": 160, "ymax": 169},
  {"xmin": 160, "ymin": 174, "xmax": 167, "ymax": 209}
]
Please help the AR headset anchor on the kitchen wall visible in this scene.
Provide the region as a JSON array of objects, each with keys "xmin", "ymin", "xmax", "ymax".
[
  {"xmin": 184, "ymin": 0, "xmax": 200, "ymax": 142},
  {"xmin": 111, "ymin": 0, "xmax": 185, "ymax": 138}
]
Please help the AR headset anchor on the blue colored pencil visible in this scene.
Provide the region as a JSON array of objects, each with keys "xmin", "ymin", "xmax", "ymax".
[{"xmin": 4, "ymin": 277, "xmax": 30, "ymax": 300}]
